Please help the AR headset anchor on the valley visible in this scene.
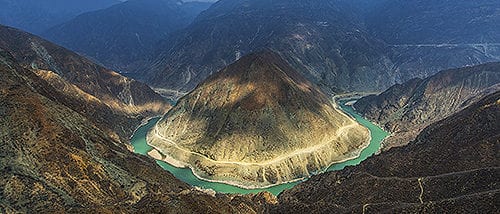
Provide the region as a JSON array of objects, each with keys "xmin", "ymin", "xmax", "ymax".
[{"xmin": 0, "ymin": 0, "xmax": 498, "ymax": 213}]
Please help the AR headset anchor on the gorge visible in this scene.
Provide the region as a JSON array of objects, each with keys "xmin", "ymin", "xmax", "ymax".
[{"xmin": 1, "ymin": 0, "xmax": 498, "ymax": 212}]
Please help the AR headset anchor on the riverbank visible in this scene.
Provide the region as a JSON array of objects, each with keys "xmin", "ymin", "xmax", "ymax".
[{"xmin": 130, "ymin": 98, "xmax": 389, "ymax": 195}]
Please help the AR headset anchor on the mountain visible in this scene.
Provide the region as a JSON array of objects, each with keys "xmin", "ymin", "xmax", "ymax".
[
  {"xmin": 274, "ymin": 91, "xmax": 500, "ymax": 213},
  {"xmin": 0, "ymin": 0, "xmax": 120, "ymax": 34},
  {"xmin": 147, "ymin": 51, "xmax": 370, "ymax": 188},
  {"xmin": 365, "ymin": 0, "xmax": 500, "ymax": 44},
  {"xmin": 0, "ymin": 25, "xmax": 171, "ymax": 141},
  {"xmin": 0, "ymin": 47, "xmax": 269, "ymax": 213},
  {"xmin": 146, "ymin": 0, "xmax": 500, "ymax": 98},
  {"xmin": 43, "ymin": 0, "xmax": 212, "ymax": 73},
  {"xmin": 147, "ymin": 0, "xmax": 395, "ymax": 97},
  {"xmin": 365, "ymin": 0, "xmax": 500, "ymax": 83},
  {"xmin": 354, "ymin": 62, "xmax": 500, "ymax": 150}
]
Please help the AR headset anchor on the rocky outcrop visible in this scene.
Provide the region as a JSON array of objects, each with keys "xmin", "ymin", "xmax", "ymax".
[
  {"xmin": 274, "ymin": 91, "xmax": 500, "ymax": 213},
  {"xmin": 147, "ymin": 51, "xmax": 370, "ymax": 188},
  {"xmin": 0, "ymin": 25, "xmax": 171, "ymax": 140},
  {"xmin": 354, "ymin": 62, "xmax": 500, "ymax": 150}
]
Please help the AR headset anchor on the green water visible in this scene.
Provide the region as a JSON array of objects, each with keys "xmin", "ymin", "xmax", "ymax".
[{"xmin": 130, "ymin": 99, "xmax": 389, "ymax": 195}]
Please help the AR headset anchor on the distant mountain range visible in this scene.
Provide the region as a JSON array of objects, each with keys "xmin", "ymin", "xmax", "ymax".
[
  {"xmin": 0, "ymin": 0, "xmax": 121, "ymax": 34},
  {"xmin": 364, "ymin": 0, "xmax": 500, "ymax": 44},
  {"xmin": 43, "ymin": 0, "xmax": 213, "ymax": 73},
  {"xmin": 16, "ymin": 0, "xmax": 498, "ymax": 96},
  {"xmin": 145, "ymin": 0, "xmax": 500, "ymax": 97},
  {"xmin": 147, "ymin": 0, "xmax": 394, "ymax": 96}
]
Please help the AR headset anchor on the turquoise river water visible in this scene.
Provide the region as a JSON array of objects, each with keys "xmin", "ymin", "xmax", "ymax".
[{"xmin": 130, "ymin": 99, "xmax": 389, "ymax": 195}]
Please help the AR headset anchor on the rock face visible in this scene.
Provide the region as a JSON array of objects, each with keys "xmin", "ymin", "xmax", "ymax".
[
  {"xmin": 0, "ymin": 25, "xmax": 171, "ymax": 140},
  {"xmin": 146, "ymin": 0, "xmax": 500, "ymax": 97},
  {"xmin": 0, "ymin": 47, "xmax": 268, "ymax": 213},
  {"xmin": 0, "ymin": 0, "xmax": 120, "ymax": 34},
  {"xmin": 43, "ymin": 0, "xmax": 212, "ymax": 73},
  {"xmin": 354, "ymin": 62, "xmax": 500, "ymax": 150},
  {"xmin": 147, "ymin": 51, "xmax": 370, "ymax": 187},
  {"xmin": 274, "ymin": 91, "xmax": 500, "ymax": 213}
]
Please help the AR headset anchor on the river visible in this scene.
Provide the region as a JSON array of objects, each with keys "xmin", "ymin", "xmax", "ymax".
[{"xmin": 130, "ymin": 99, "xmax": 389, "ymax": 195}]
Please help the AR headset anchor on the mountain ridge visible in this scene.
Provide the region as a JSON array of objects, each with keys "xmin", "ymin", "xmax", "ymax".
[
  {"xmin": 274, "ymin": 90, "xmax": 500, "ymax": 213},
  {"xmin": 0, "ymin": 24, "xmax": 171, "ymax": 141},
  {"xmin": 354, "ymin": 62, "xmax": 500, "ymax": 150}
]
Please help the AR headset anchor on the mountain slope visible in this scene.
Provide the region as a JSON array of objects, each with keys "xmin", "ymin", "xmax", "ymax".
[
  {"xmin": 0, "ymin": 0, "xmax": 120, "ymax": 34},
  {"xmin": 354, "ymin": 62, "xmax": 500, "ymax": 150},
  {"xmin": 0, "ymin": 48, "xmax": 267, "ymax": 213},
  {"xmin": 147, "ymin": 0, "xmax": 500, "ymax": 98},
  {"xmin": 0, "ymin": 25, "xmax": 171, "ymax": 140},
  {"xmin": 365, "ymin": 0, "xmax": 500, "ymax": 81},
  {"xmin": 148, "ymin": 0, "xmax": 395, "ymax": 96},
  {"xmin": 147, "ymin": 51, "xmax": 370, "ymax": 188},
  {"xmin": 43, "ymin": 0, "xmax": 212, "ymax": 73},
  {"xmin": 275, "ymin": 91, "xmax": 500, "ymax": 213},
  {"xmin": 365, "ymin": 0, "xmax": 500, "ymax": 44}
]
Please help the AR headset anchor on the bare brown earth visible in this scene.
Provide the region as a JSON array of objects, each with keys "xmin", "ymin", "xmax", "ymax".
[{"xmin": 148, "ymin": 51, "xmax": 370, "ymax": 188}]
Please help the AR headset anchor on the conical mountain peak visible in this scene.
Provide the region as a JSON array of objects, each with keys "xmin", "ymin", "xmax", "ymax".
[{"xmin": 147, "ymin": 51, "xmax": 370, "ymax": 187}]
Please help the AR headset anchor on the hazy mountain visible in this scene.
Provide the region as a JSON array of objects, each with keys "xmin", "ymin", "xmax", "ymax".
[
  {"xmin": 148, "ymin": 51, "xmax": 369, "ymax": 187},
  {"xmin": 367, "ymin": 0, "xmax": 500, "ymax": 81},
  {"xmin": 43, "ymin": 0, "xmax": 212, "ymax": 73},
  {"xmin": 146, "ymin": 0, "xmax": 500, "ymax": 98},
  {"xmin": 0, "ymin": 25, "xmax": 171, "ymax": 140},
  {"xmin": 365, "ymin": 0, "xmax": 500, "ymax": 44},
  {"xmin": 0, "ymin": 0, "xmax": 121, "ymax": 34},
  {"xmin": 354, "ymin": 62, "xmax": 500, "ymax": 150},
  {"xmin": 147, "ymin": 0, "xmax": 395, "ymax": 97},
  {"xmin": 274, "ymin": 91, "xmax": 500, "ymax": 213}
]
